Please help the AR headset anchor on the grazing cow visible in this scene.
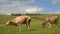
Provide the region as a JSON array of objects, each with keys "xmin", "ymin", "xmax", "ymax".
[
  {"xmin": 42, "ymin": 16, "xmax": 58, "ymax": 28},
  {"xmin": 5, "ymin": 16, "xmax": 31, "ymax": 31}
]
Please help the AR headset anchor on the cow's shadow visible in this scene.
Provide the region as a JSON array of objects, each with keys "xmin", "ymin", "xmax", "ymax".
[{"xmin": 29, "ymin": 29, "xmax": 37, "ymax": 31}]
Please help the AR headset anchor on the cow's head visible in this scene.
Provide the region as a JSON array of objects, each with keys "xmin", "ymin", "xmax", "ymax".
[
  {"xmin": 42, "ymin": 22, "xmax": 47, "ymax": 28},
  {"xmin": 5, "ymin": 21, "xmax": 10, "ymax": 26},
  {"xmin": 5, "ymin": 21, "xmax": 18, "ymax": 26}
]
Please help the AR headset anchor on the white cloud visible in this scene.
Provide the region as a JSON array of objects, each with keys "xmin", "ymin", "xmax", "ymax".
[
  {"xmin": 21, "ymin": 0, "xmax": 35, "ymax": 4},
  {"xmin": 0, "ymin": 0, "xmax": 45, "ymax": 14},
  {"xmin": 51, "ymin": 0, "xmax": 60, "ymax": 5},
  {"xmin": 9, "ymin": 0, "xmax": 35, "ymax": 4},
  {"xmin": 0, "ymin": 4, "xmax": 44, "ymax": 14},
  {"xmin": 0, "ymin": 0, "xmax": 7, "ymax": 1},
  {"xmin": 0, "ymin": 1, "xmax": 24, "ymax": 14},
  {"xmin": 26, "ymin": 7, "xmax": 44, "ymax": 14},
  {"xmin": 26, "ymin": 8, "xmax": 37, "ymax": 13},
  {"xmin": 0, "ymin": 0, "xmax": 36, "ymax": 14},
  {"xmin": 54, "ymin": 10, "xmax": 60, "ymax": 14},
  {"xmin": 51, "ymin": 0, "xmax": 57, "ymax": 4}
]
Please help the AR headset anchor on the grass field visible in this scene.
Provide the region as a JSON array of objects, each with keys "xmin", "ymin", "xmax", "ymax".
[{"xmin": 0, "ymin": 14, "xmax": 60, "ymax": 34}]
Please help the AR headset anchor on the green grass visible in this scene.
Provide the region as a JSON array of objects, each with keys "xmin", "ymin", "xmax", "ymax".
[{"xmin": 0, "ymin": 14, "xmax": 60, "ymax": 34}]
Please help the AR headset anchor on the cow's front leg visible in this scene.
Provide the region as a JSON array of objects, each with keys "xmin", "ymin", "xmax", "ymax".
[
  {"xmin": 19, "ymin": 24, "xmax": 21, "ymax": 32},
  {"xmin": 47, "ymin": 22, "xmax": 51, "ymax": 28}
]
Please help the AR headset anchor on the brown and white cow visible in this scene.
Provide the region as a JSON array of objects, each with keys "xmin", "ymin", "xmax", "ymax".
[
  {"xmin": 5, "ymin": 16, "xmax": 31, "ymax": 31},
  {"xmin": 42, "ymin": 16, "xmax": 58, "ymax": 28}
]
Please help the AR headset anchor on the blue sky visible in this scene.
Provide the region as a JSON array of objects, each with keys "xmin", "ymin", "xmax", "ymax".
[{"xmin": 0, "ymin": 0, "xmax": 60, "ymax": 14}]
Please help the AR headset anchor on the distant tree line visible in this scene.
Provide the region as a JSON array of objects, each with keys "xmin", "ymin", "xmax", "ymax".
[
  {"xmin": 11, "ymin": 13, "xmax": 21, "ymax": 16},
  {"xmin": 11, "ymin": 13, "xmax": 41, "ymax": 16}
]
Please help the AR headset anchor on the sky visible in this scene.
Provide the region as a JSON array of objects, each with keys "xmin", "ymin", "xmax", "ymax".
[{"xmin": 0, "ymin": 0, "xmax": 60, "ymax": 15}]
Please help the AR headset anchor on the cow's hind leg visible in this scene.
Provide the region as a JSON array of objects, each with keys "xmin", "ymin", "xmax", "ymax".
[
  {"xmin": 55, "ymin": 22, "xmax": 58, "ymax": 28},
  {"xmin": 26, "ymin": 22, "xmax": 30, "ymax": 30},
  {"xmin": 26, "ymin": 19, "xmax": 31, "ymax": 30}
]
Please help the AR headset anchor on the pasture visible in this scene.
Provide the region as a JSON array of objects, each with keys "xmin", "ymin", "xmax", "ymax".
[{"xmin": 0, "ymin": 14, "xmax": 60, "ymax": 34}]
